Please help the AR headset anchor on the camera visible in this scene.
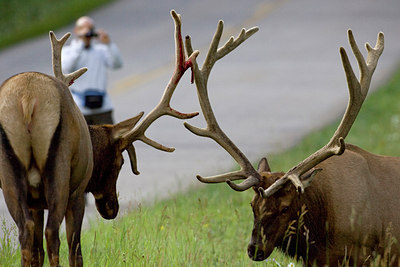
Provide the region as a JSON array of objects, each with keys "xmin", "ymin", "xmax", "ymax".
[{"xmin": 84, "ymin": 29, "xmax": 98, "ymax": 38}]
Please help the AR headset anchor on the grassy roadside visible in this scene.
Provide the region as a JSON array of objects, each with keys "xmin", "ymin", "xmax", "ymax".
[
  {"xmin": 1, "ymin": 69, "xmax": 400, "ymax": 265},
  {"xmin": 0, "ymin": 0, "xmax": 115, "ymax": 50}
]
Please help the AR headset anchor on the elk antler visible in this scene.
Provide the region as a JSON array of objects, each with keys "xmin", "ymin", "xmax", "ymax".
[
  {"xmin": 184, "ymin": 19, "xmax": 260, "ymax": 191},
  {"xmin": 259, "ymin": 30, "xmax": 384, "ymax": 198},
  {"xmin": 49, "ymin": 31, "xmax": 87, "ymax": 86},
  {"xmin": 119, "ymin": 10, "xmax": 199, "ymax": 173}
]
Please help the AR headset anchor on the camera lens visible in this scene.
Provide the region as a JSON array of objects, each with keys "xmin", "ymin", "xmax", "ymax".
[{"xmin": 85, "ymin": 29, "xmax": 98, "ymax": 38}]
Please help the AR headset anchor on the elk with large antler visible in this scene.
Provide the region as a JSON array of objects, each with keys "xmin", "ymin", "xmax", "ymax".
[
  {"xmin": 0, "ymin": 10, "xmax": 197, "ymax": 267},
  {"xmin": 184, "ymin": 16, "xmax": 400, "ymax": 265}
]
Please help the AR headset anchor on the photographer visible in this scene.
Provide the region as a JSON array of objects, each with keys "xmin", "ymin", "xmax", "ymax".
[{"xmin": 62, "ymin": 16, "xmax": 123, "ymax": 124}]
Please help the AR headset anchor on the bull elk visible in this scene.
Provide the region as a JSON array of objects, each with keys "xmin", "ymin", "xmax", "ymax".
[
  {"xmin": 183, "ymin": 14, "xmax": 400, "ymax": 266},
  {"xmin": 0, "ymin": 10, "xmax": 198, "ymax": 267}
]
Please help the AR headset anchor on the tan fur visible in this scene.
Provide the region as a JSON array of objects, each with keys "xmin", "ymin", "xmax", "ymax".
[
  {"xmin": 27, "ymin": 166, "xmax": 41, "ymax": 188},
  {"xmin": 0, "ymin": 73, "xmax": 61, "ymax": 172},
  {"xmin": 0, "ymin": 70, "xmax": 94, "ymax": 266}
]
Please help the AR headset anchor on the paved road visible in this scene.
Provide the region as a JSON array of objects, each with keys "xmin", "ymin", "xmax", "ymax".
[{"xmin": 1, "ymin": 0, "xmax": 400, "ymax": 228}]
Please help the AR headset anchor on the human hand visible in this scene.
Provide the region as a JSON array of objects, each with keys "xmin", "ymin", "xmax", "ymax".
[{"xmin": 97, "ymin": 29, "xmax": 110, "ymax": 44}]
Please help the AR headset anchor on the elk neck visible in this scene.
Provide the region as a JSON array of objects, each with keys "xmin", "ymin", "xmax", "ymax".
[
  {"xmin": 278, "ymin": 181, "xmax": 333, "ymax": 260},
  {"xmin": 85, "ymin": 125, "xmax": 119, "ymax": 194}
]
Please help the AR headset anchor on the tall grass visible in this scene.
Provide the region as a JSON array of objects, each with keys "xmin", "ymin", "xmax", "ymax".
[
  {"xmin": 1, "ymin": 67, "xmax": 400, "ymax": 265},
  {"xmin": 60, "ymin": 184, "xmax": 296, "ymax": 266},
  {"xmin": 0, "ymin": 0, "xmax": 114, "ymax": 50},
  {"xmin": 0, "ymin": 218, "xmax": 19, "ymax": 265}
]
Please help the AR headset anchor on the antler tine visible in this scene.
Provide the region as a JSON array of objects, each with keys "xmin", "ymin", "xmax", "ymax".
[
  {"xmin": 201, "ymin": 21, "xmax": 259, "ymax": 80},
  {"xmin": 121, "ymin": 10, "xmax": 199, "ymax": 152},
  {"xmin": 49, "ymin": 31, "xmax": 87, "ymax": 86},
  {"xmin": 260, "ymin": 30, "xmax": 384, "ymax": 198},
  {"xmin": 184, "ymin": 21, "xmax": 260, "ymax": 192}
]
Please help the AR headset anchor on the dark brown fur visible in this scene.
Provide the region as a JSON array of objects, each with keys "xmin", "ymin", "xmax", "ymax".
[
  {"xmin": 86, "ymin": 125, "xmax": 126, "ymax": 219},
  {"xmin": 249, "ymin": 144, "xmax": 400, "ymax": 266}
]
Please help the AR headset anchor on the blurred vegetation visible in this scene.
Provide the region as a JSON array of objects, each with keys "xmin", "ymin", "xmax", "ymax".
[{"xmin": 0, "ymin": 0, "xmax": 114, "ymax": 50}]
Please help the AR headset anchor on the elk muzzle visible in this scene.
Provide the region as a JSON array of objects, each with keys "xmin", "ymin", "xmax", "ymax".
[
  {"xmin": 95, "ymin": 196, "xmax": 119, "ymax": 219},
  {"xmin": 247, "ymin": 238, "xmax": 275, "ymax": 261},
  {"xmin": 247, "ymin": 242, "xmax": 268, "ymax": 261},
  {"xmin": 247, "ymin": 222, "xmax": 275, "ymax": 261}
]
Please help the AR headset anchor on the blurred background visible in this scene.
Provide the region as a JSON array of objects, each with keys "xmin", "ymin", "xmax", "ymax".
[{"xmin": 1, "ymin": 0, "xmax": 400, "ymax": 226}]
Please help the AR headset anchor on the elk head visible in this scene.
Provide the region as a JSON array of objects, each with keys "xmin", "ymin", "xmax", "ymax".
[
  {"xmin": 52, "ymin": 11, "xmax": 199, "ymax": 220},
  {"xmin": 247, "ymin": 160, "xmax": 319, "ymax": 261},
  {"xmin": 183, "ymin": 16, "xmax": 384, "ymax": 262}
]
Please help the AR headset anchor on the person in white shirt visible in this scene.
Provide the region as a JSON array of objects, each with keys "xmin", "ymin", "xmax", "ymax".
[{"xmin": 62, "ymin": 16, "xmax": 123, "ymax": 124}]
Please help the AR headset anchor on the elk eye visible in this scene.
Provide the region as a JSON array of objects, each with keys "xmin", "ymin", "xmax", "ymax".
[{"xmin": 281, "ymin": 207, "xmax": 289, "ymax": 214}]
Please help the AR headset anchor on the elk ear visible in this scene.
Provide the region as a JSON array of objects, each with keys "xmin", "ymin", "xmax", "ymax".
[
  {"xmin": 300, "ymin": 168, "xmax": 322, "ymax": 189},
  {"xmin": 111, "ymin": 112, "xmax": 144, "ymax": 141},
  {"xmin": 111, "ymin": 112, "xmax": 144, "ymax": 176},
  {"xmin": 257, "ymin": 157, "xmax": 271, "ymax": 173}
]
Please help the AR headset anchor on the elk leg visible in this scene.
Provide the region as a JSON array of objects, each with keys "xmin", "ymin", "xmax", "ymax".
[
  {"xmin": 31, "ymin": 210, "xmax": 45, "ymax": 267},
  {"xmin": 45, "ymin": 194, "xmax": 69, "ymax": 267},
  {"xmin": 44, "ymin": 210, "xmax": 64, "ymax": 266},
  {"xmin": 0, "ymin": 129, "xmax": 36, "ymax": 266},
  {"xmin": 0, "ymin": 176, "xmax": 34, "ymax": 267},
  {"xmin": 65, "ymin": 193, "xmax": 85, "ymax": 267},
  {"xmin": 45, "ymin": 201, "xmax": 68, "ymax": 266},
  {"xmin": 44, "ymin": 164, "xmax": 70, "ymax": 267},
  {"xmin": 20, "ymin": 215, "xmax": 35, "ymax": 267}
]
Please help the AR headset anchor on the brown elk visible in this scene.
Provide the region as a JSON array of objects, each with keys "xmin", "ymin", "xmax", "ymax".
[
  {"xmin": 0, "ymin": 10, "xmax": 198, "ymax": 267},
  {"xmin": 183, "ymin": 15, "xmax": 400, "ymax": 266}
]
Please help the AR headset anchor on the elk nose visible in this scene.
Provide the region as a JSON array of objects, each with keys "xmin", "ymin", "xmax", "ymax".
[
  {"xmin": 247, "ymin": 243, "xmax": 266, "ymax": 261},
  {"xmin": 105, "ymin": 199, "xmax": 119, "ymax": 218},
  {"xmin": 95, "ymin": 197, "xmax": 119, "ymax": 220}
]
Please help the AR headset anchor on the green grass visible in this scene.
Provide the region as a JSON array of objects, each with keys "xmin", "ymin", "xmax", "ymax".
[
  {"xmin": 2, "ymin": 68, "xmax": 400, "ymax": 265},
  {"xmin": 69, "ymin": 186, "xmax": 297, "ymax": 266},
  {"xmin": 0, "ymin": 0, "xmax": 115, "ymax": 50},
  {"xmin": 0, "ymin": 218, "xmax": 19, "ymax": 266}
]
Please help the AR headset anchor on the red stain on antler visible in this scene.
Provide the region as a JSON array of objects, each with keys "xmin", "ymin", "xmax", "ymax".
[
  {"xmin": 183, "ymin": 59, "xmax": 194, "ymax": 84},
  {"xmin": 184, "ymin": 59, "xmax": 193, "ymax": 70},
  {"xmin": 172, "ymin": 23, "xmax": 195, "ymax": 85},
  {"xmin": 177, "ymin": 26, "xmax": 185, "ymax": 69},
  {"xmin": 69, "ymin": 79, "xmax": 74, "ymax": 86}
]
